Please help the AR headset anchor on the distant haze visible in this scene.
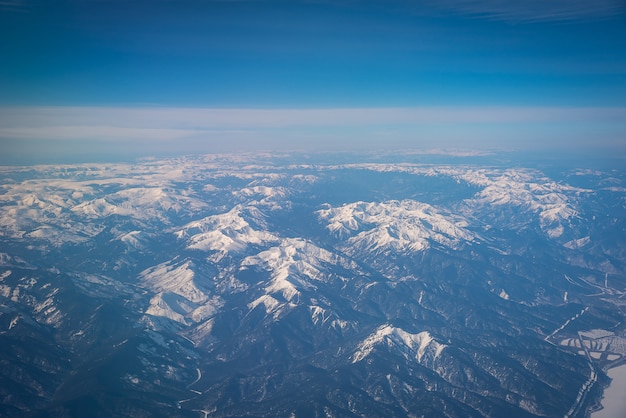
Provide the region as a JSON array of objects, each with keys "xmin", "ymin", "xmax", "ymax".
[{"xmin": 1, "ymin": 106, "xmax": 625, "ymax": 164}]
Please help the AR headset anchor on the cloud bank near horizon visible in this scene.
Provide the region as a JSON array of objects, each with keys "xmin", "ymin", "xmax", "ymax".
[{"xmin": 1, "ymin": 105, "xmax": 625, "ymax": 163}]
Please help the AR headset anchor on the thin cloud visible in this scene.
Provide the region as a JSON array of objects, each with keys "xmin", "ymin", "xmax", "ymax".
[
  {"xmin": 1, "ymin": 106, "xmax": 625, "ymax": 159},
  {"xmin": 0, "ymin": 107, "xmax": 626, "ymax": 140},
  {"xmin": 2, "ymin": 0, "xmax": 623, "ymax": 20},
  {"xmin": 1, "ymin": 106, "xmax": 625, "ymax": 132},
  {"xmin": 0, "ymin": 0, "xmax": 27, "ymax": 11},
  {"xmin": 416, "ymin": 0, "xmax": 625, "ymax": 22}
]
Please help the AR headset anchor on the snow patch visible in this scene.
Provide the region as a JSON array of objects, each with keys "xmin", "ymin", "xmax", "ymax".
[
  {"xmin": 8, "ymin": 316, "xmax": 18, "ymax": 330},
  {"xmin": 141, "ymin": 259, "xmax": 209, "ymax": 304},
  {"xmin": 117, "ymin": 230, "xmax": 147, "ymax": 249},
  {"xmin": 564, "ymin": 236, "xmax": 591, "ymax": 250},
  {"xmin": 248, "ymin": 294, "xmax": 282, "ymax": 315}
]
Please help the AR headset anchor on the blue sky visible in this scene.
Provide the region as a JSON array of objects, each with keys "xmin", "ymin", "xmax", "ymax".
[{"xmin": 1, "ymin": 0, "xmax": 625, "ymax": 162}]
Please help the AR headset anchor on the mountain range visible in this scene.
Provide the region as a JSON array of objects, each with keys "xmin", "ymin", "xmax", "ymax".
[{"xmin": 1, "ymin": 151, "xmax": 625, "ymax": 417}]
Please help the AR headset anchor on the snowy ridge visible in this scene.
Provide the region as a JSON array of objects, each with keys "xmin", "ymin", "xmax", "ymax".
[
  {"xmin": 465, "ymin": 170, "xmax": 585, "ymax": 238},
  {"xmin": 0, "ymin": 185, "xmax": 105, "ymax": 241},
  {"xmin": 72, "ymin": 186, "xmax": 207, "ymax": 222},
  {"xmin": 0, "ymin": 168, "xmax": 209, "ymax": 243},
  {"xmin": 141, "ymin": 259, "xmax": 223, "ymax": 324},
  {"xmin": 175, "ymin": 205, "xmax": 278, "ymax": 256},
  {"xmin": 145, "ymin": 293, "xmax": 193, "ymax": 324},
  {"xmin": 290, "ymin": 174, "xmax": 318, "ymax": 185},
  {"xmin": 308, "ymin": 305, "xmax": 350, "ymax": 331},
  {"xmin": 564, "ymin": 236, "xmax": 591, "ymax": 250},
  {"xmin": 140, "ymin": 259, "xmax": 209, "ymax": 304},
  {"xmin": 145, "ymin": 292, "xmax": 223, "ymax": 325},
  {"xmin": 353, "ymin": 325, "xmax": 446, "ymax": 364},
  {"xmin": 318, "ymin": 200, "xmax": 475, "ymax": 254},
  {"xmin": 232, "ymin": 186, "xmax": 289, "ymax": 209},
  {"xmin": 244, "ymin": 238, "xmax": 356, "ymax": 313},
  {"xmin": 115, "ymin": 230, "xmax": 149, "ymax": 250},
  {"xmin": 326, "ymin": 163, "xmax": 589, "ymax": 239},
  {"xmin": 25, "ymin": 224, "xmax": 104, "ymax": 246}
]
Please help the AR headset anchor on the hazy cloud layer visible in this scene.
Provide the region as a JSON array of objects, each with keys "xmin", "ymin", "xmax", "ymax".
[
  {"xmin": 2, "ymin": 105, "xmax": 625, "ymax": 129},
  {"xmin": 1, "ymin": 106, "xmax": 625, "ymax": 163}
]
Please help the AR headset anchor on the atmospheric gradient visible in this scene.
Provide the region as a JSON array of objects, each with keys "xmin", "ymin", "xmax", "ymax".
[{"xmin": 1, "ymin": 0, "xmax": 625, "ymax": 163}]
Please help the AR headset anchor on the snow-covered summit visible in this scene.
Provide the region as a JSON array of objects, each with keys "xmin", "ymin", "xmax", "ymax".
[
  {"xmin": 72, "ymin": 186, "xmax": 207, "ymax": 222},
  {"xmin": 140, "ymin": 259, "xmax": 211, "ymax": 304},
  {"xmin": 463, "ymin": 169, "xmax": 588, "ymax": 238},
  {"xmin": 353, "ymin": 324, "xmax": 446, "ymax": 364},
  {"xmin": 318, "ymin": 200, "xmax": 475, "ymax": 254},
  {"xmin": 320, "ymin": 163, "xmax": 590, "ymax": 240},
  {"xmin": 232, "ymin": 185, "xmax": 290, "ymax": 209},
  {"xmin": 243, "ymin": 238, "xmax": 353, "ymax": 305},
  {"xmin": 140, "ymin": 258, "xmax": 223, "ymax": 325},
  {"xmin": 175, "ymin": 205, "xmax": 278, "ymax": 256}
]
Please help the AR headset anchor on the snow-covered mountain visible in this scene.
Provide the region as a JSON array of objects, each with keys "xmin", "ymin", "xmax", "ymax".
[
  {"xmin": 174, "ymin": 205, "xmax": 278, "ymax": 258},
  {"xmin": 318, "ymin": 199, "xmax": 476, "ymax": 255},
  {"xmin": 0, "ymin": 152, "xmax": 624, "ymax": 417},
  {"xmin": 352, "ymin": 325, "xmax": 446, "ymax": 365}
]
